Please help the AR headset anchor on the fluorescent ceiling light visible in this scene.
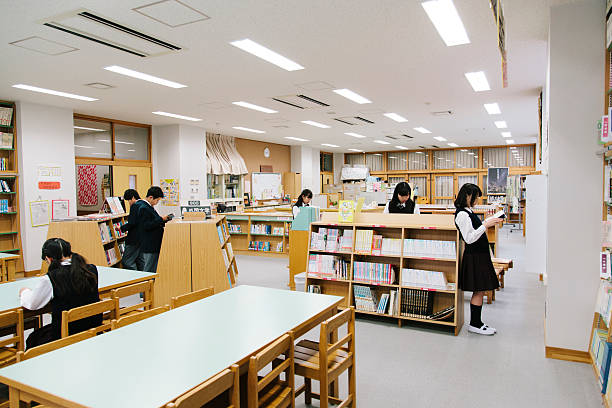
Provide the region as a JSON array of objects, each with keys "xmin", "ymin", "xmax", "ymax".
[
  {"xmin": 447, "ymin": 143, "xmax": 459, "ymax": 147},
  {"xmin": 232, "ymin": 126, "xmax": 265, "ymax": 134},
  {"xmin": 373, "ymin": 153, "xmax": 383, "ymax": 156},
  {"xmin": 301, "ymin": 120, "xmax": 330, "ymax": 128},
  {"xmin": 74, "ymin": 126, "xmax": 105, "ymax": 132},
  {"xmin": 285, "ymin": 136, "xmax": 308, "ymax": 142},
  {"xmin": 348, "ymin": 148, "xmax": 363, "ymax": 152},
  {"xmin": 13, "ymin": 84, "xmax": 97, "ymax": 101},
  {"xmin": 345, "ymin": 132, "xmax": 366, "ymax": 138},
  {"xmin": 74, "ymin": 144, "xmax": 94, "ymax": 149},
  {"xmin": 104, "ymin": 66, "xmax": 186, "ymax": 88},
  {"xmin": 333, "ymin": 88, "xmax": 371, "ymax": 104},
  {"xmin": 501, "ymin": 132, "xmax": 512, "ymax": 138},
  {"xmin": 433, "ymin": 136, "xmax": 447, "ymax": 141},
  {"xmin": 468, "ymin": 152, "xmax": 474, "ymax": 155},
  {"xmin": 495, "ymin": 121, "xmax": 508, "ymax": 128},
  {"xmin": 388, "ymin": 156, "xmax": 398, "ymax": 159},
  {"xmin": 383, "ymin": 113, "xmax": 408, "ymax": 123},
  {"xmin": 509, "ymin": 146, "xmax": 517, "ymax": 150},
  {"xmin": 98, "ymin": 140, "xmax": 135, "ymax": 145},
  {"xmin": 460, "ymin": 149, "xmax": 468, "ymax": 152},
  {"xmin": 322, "ymin": 143, "xmax": 339, "ymax": 147},
  {"xmin": 127, "ymin": 149, "xmax": 136, "ymax": 152},
  {"xmin": 506, "ymin": 139, "xmax": 515, "ymax": 144},
  {"xmin": 464, "ymin": 71, "xmax": 491, "ymax": 92},
  {"xmin": 414, "ymin": 127, "xmax": 431, "ymax": 134},
  {"xmin": 395, "ymin": 146, "xmax": 409, "ymax": 150},
  {"xmin": 415, "ymin": 152, "xmax": 424, "ymax": 155},
  {"xmin": 232, "ymin": 101, "xmax": 277, "ymax": 113},
  {"xmin": 484, "ymin": 103, "xmax": 501, "ymax": 115},
  {"xmin": 152, "ymin": 111, "xmax": 202, "ymax": 121},
  {"xmin": 373, "ymin": 140, "xmax": 390, "ymax": 145},
  {"xmin": 421, "ymin": 0, "xmax": 470, "ymax": 46},
  {"xmin": 230, "ymin": 39, "xmax": 304, "ymax": 71}
]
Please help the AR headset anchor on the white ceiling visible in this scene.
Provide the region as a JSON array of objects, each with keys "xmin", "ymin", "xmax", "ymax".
[{"xmin": 0, "ymin": 0, "xmax": 551, "ymax": 152}]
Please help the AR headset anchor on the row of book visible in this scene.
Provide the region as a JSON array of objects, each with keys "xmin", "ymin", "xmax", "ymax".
[
  {"xmin": 400, "ymin": 288, "xmax": 435, "ymax": 319},
  {"xmin": 228, "ymin": 223, "xmax": 243, "ymax": 233},
  {"xmin": 403, "ymin": 239, "xmax": 456, "ymax": 259},
  {"xmin": 0, "ymin": 180, "xmax": 11, "ymax": 192},
  {"xmin": 401, "ymin": 268, "xmax": 449, "ymax": 290},
  {"xmin": 596, "ymin": 280, "xmax": 612, "ymax": 327},
  {"xmin": 591, "ymin": 328, "xmax": 612, "ymax": 391},
  {"xmin": 248, "ymin": 241, "xmax": 283, "ymax": 252},
  {"xmin": 353, "ymin": 261, "xmax": 395, "ymax": 284},
  {"xmin": 0, "ymin": 107, "xmax": 13, "ymax": 126},
  {"xmin": 0, "ymin": 199, "xmax": 10, "ymax": 213},
  {"xmin": 307, "ymin": 254, "xmax": 350, "ymax": 280},
  {"xmin": 310, "ymin": 228, "xmax": 353, "ymax": 253},
  {"xmin": 112, "ymin": 220, "xmax": 127, "ymax": 238},
  {"xmin": 250, "ymin": 224, "xmax": 284, "ymax": 235},
  {"xmin": 105, "ymin": 248, "xmax": 119, "ymax": 265},
  {"xmin": 352, "ymin": 285, "xmax": 397, "ymax": 315},
  {"xmin": 99, "ymin": 223, "xmax": 113, "ymax": 243},
  {"xmin": 0, "ymin": 158, "xmax": 10, "ymax": 171},
  {"xmin": 0, "ymin": 132, "xmax": 13, "ymax": 149},
  {"xmin": 217, "ymin": 224, "xmax": 229, "ymax": 244},
  {"xmin": 222, "ymin": 244, "xmax": 233, "ymax": 269},
  {"xmin": 307, "ymin": 285, "xmax": 322, "ymax": 294}
]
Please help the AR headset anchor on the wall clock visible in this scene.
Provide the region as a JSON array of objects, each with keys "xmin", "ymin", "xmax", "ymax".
[{"xmin": 264, "ymin": 147, "xmax": 270, "ymax": 158}]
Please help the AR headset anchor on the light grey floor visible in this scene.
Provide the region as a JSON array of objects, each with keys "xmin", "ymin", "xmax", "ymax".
[{"xmin": 235, "ymin": 225, "xmax": 603, "ymax": 408}]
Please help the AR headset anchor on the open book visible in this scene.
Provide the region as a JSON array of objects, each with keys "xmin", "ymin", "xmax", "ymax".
[{"xmin": 484, "ymin": 210, "xmax": 505, "ymax": 224}]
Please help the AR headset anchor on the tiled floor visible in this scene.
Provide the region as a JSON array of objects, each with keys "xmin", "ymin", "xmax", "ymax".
[{"xmin": 235, "ymin": 226, "xmax": 603, "ymax": 408}]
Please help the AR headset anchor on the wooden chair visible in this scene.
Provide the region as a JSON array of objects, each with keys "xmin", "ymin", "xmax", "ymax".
[
  {"xmin": 111, "ymin": 279, "xmax": 155, "ymax": 318},
  {"xmin": 111, "ymin": 305, "xmax": 169, "ymax": 330},
  {"xmin": 492, "ymin": 257, "xmax": 513, "ymax": 289},
  {"xmin": 0, "ymin": 309, "xmax": 23, "ymax": 368},
  {"xmin": 16, "ymin": 329, "xmax": 96, "ymax": 362},
  {"xmin": 248, "ymin": 332, "xmax": 295, "ymax": 408},
  {"xmin": 171, "ymin": 287, "xmax": 214, "ymax": 309},
  {"xmin": 294, "ymin": 307, "xmax": 356, "ymax": 408},
  {"xmin": 166, "ymin": 365, "xmax": 240, "ymax": 408},
  {"xmin": 61, "ymin": 298, "xmax": 117, "ymax": 338}
]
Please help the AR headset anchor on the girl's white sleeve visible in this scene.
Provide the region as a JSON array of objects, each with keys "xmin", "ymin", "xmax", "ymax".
[
  {"xmin": 20, "ymin": 275, "xmax": 53, "ymax": 310},
  {"xmin": 455, "ymin": 211, "xmax": 486, "ymax": 244}
]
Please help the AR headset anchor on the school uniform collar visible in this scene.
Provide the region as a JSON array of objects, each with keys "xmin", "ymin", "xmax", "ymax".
[{"xmin": 61, "ymin": 259, "xmax": 71, "ymax": 266}]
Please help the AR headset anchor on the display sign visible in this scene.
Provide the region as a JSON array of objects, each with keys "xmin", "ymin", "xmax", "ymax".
[
  {"xmin": 188, "ymin": 200, "xmax": 200, "ymax": 206},
  {"xmin": 181, "ymin": 206, "xmax": 211, "ymax": 217}
]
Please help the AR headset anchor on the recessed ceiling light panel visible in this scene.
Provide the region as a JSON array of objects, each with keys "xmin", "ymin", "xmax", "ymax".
[
  {"xmin": 104, "ymin": 65, "xmax": 187, "ymax": 88},
  {"xmin": 373, "ymin": 140, "xmax": 390, "ymax": 145},
  {"xmin": 333, "ymin": 88, "xmax": 372, "ymax": 104},
  {"xmin": 495, "ymin": 121, "xmax": 508, "ymax": 129},
  {"xmin": 230, "ymin": 39, "xmax": 304, "ymax": 71},
  {"xmin": 152, "ymin": 111, "xmax": 202, "ymax": 121},
  {"xmin": 301, "ymin": 120, "xmax": 330, "ymax": 129},
  {"xmin": 232, "ymin": 101, "xmax": 277, "ymax": 113},
  {"xmin": 13, "ymin": 84, "xmax": 97, "ymax": 101},
  {"xmin": 433, "ymin": 136, "xmax": 447, "ymax": 141},
  {"xmin": 232, "ymin": 126, "xmax": 265, "ymax": 134},
  {"xmin": 484, "ymin": 103, "xmax": 501, "ymax": 115},
  {"xmin": 421, "ymin": 0, "xmax": 470, "ymax": 47},
  {"xmin": 285, "ymin": 136, "xmax": 308, "ymax": 142},
  {"xmin": 464, "ymin": 71, "xmax": 491, "ymax": 92},
  {"xmin": 383, "ymin": 113, "xmax": 408, "ymax": 123},
  {"xmin": 345, "ymin": 132, "xmax": 366, "ymax": 138},
  {"xmin": 414, "ymin": 127, "xmax": 431, "ymax": 134}
]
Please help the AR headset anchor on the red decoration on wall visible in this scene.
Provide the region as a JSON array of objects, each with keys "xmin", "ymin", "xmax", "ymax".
[
  {"xmin": 38, "ymin": 181, "xmax": 60, "ymax": 190},
  {"xmin": 77, "ymin": 165, "xmax": 98, "ymax": 206}
]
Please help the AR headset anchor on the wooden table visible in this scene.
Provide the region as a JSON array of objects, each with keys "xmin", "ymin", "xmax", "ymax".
[
  {"xmin": 0, "ymin": 267, "xmax": 157, "ymax": 314},
  {"xmin": 0, "ymin": 285, "xmax": 342, "ymax": 408},
  {"xmin": 0, "ymin": 252, "xmax": 19, "ymax": 282}
]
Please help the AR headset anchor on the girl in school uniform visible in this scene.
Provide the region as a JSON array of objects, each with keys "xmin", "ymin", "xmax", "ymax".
[
  {"xmin": 292, "ymin": 189, "xmax": 313, "ymax": 218},
  {"xmin": 19, "ymin": 238, "xmax": 102, "ymax": 349},
  {"xmin": 454, "ymin": 183, "xmax": 503, "ymax": 335},
  {"xmin": 383, "ymin": 182, "xmax": 420, "ymax": 214}
]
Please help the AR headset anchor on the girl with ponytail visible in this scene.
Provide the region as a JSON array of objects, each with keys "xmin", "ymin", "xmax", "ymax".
[{"xmin": 19, "ymin": 238, "xmax": 101, "ymax": 349}]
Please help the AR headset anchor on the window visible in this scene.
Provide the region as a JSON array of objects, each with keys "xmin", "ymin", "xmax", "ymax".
[
  {"xmin": 434, "ymin": 175, "xmax": 453, "ymax": 202},
  {"xmin": 483, "ymin": 147, "xmax": 508, "ymax": 167},
  {"xmin": 387, "ymin": 152, "xmax": 407, "ymax": 171},
  {"xmin": 365, "ymin": 153, "xmax": 384, "ymax": 171},
  {"xmin": 76, "ymin": 165, "xmax": 112, "ymax": 215},
  {"xmin": 433, "ymin": 150, "xmax": 454, "ymax": 170},
  {"xmin": 482, "ymin": 175, "xmax": 488, "ymax": 195},
  {"xmin": 74, "ymin": 119, "xmax": 112, "ymax": 159},
  {"xmin": 409, "ymin": 176, "xmax": 427, "ymax": 198},
  {"xmin": 320, "ymin": 152, "xmax": 333, "ymax": 173},
  {"xmin": 408, "ymin": 151, "xmax": 428, "ymax": 170},
  {"xmin": 456, "ymin": 149, "xmax": 478, "ymax": 169},
  {"xmin": 509, "ymin": 145, "xmax": 535, "ymax": 167},
  {"xmin": 345, "ymin": 153, "xmax": 364, "ymax": 166},
  {"xmin": 114, "ymin": 124, "xmax": 149, "ymax": 160},
  {"xmin": 458, "ymin": 175, "xmax": 478, "ymax": 191}
]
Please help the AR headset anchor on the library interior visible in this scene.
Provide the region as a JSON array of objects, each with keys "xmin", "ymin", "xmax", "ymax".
[{"xmin": 0, "ymin": 0, "xmax": 610, "ymax": 407}]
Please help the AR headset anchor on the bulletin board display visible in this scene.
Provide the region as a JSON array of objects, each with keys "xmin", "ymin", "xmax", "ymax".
[{"xmin": 251, "ymin": 172, "xmax": 282, "ymax": 200}]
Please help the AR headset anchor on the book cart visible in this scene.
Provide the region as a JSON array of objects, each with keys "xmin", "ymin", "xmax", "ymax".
[
  {"xmin": 305, "ymin": 212, "xmax": 464, "ymax": 335},
  {"xmin": 225, "ymin": 212, "xmax": 293, "ymax": 257}
]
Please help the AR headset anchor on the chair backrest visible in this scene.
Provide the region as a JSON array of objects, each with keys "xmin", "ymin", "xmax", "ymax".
[
  {"xmin": 170, "ymin": 287, "xmax": 214, "ymax": 309},
  {"xmin": 61, "ymin": 298, "xmax": 117, "ymax": 338},
  {"xmin": 0, "ymin": 309, "xmax": 23, "ymax": 352},
  {"xmin": 319, "ymin": 307, "xmax": 355, "ymax": 381},
  {"xmin": 111, "ymin": 305, "xmax": 169, "ymax": 330},
  {"xmin": 111, "ymin": 279, "xmax": 155, "ymax": 317},
  {"xmin": 166, "ymin": 364, "xmax": 239, "ymax": 408},
  {"xmin": 17, "ymin": 329, "xmax": 96, "ymax": 362},
  {"xmin": 248, "ymin": 332, "xmax": 294, "ymax": 408}
]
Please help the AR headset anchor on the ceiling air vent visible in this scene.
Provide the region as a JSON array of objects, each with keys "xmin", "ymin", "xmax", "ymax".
[
  {"xmin": 385, "ymin": 135, "xmax": 399, "ymax": 140},
  {"xmin": 418, "ymin": 146, "xmax": 427, "ymax": 149},
  {"xmin": 431, "ymin": 145, "xmax": 440, "ymax": 149},
  {"xmin": 401, "ymin": 134, "xmax": 414, "ymax": 139},
  {"xmin": 271, "ymin": 94, "xmax": 329, "ymax": 109},
  {"xmin": 333, "ymin": 117, "xmax": 359, "ymax": 125},
  {"xmin": 41, "ymin": 9, "xmax": 182, "ymax": 57},
  {"xmin": 431, "ymin": 110, "xmax": 453, "ymax": 117},
  {"xmin": 354, "ymin": 116, "xmax": 374, "ymax": 124}
]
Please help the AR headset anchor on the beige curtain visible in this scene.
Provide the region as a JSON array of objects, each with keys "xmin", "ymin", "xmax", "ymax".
[{"xmin": 206, "ymin": 133, "xmax": 248, "ymax": 175}]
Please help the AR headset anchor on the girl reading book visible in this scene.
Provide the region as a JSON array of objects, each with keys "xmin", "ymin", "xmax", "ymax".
[{"xmin": 293, "ymin": 189, "xmax": 313, "ymax": 218}]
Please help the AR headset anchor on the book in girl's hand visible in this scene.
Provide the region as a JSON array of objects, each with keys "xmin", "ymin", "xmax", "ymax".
[{"xmin": 484, "ymin": 210, "xmax": 505, "ymax": 223}]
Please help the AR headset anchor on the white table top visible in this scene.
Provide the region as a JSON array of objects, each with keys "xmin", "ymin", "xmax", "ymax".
[
  {"xmin": 0, "ymin": 252, "xmax": 19, "ymax": 260},
  {"xmin": 0, "ymin": 285, "xmax": 342, "ymax": 408},
  {"xmin": 0, "ymin": 266, "xmax": 156, "ymax": 313}
]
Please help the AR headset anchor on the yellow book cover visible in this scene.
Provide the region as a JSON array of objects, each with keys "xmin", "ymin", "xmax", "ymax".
[{"xmin": 338, "ymin": 200, "xmax": 354, "ymax": 223}]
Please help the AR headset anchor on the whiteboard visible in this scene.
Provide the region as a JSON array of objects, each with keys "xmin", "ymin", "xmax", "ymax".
[{"xmin": 252, "ymin": 172, "xmax": 282, "ymax": 200}]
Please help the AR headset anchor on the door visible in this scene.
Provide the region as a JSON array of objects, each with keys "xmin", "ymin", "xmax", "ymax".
[
  {"xmin": 112, "ymin": 166, "xmax": 152, "ymax": 204},
  {"xmin": 320, "ymin": 173, "xmax": 333, "ymax": 192}
]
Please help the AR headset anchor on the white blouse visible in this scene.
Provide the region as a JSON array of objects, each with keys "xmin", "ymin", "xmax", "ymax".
[
  {"xmin": 383, "ymin": 202, "xmax": 421, "ymax": 214},
  {"xmin": 19, "ymin": 260, "xmax": 72, "ymax": 310},
  {"xmin": 455, "ymin": 208, "xmax": 486, "ymax": 244},
  {"xmin": 292, "ymin": 204, "xmax": 309, "ymax": 218}
]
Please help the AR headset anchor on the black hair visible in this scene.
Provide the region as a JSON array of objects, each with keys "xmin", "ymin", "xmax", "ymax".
[
  {"xmin": 123, "ymin": 189, "xmax": 140, "ymax": 201},
  {"xmin": 294, "ymin": 189, "xmax": 313, "ymax": 207},
  {"xmin": 146, "ymin": 186, "xmax": 164, "ymax": 199},
  {"xmin": 41, "ymin": 238, "xmax": 97, "ymax": 295},
  {"xmin": 454, "ymin": 183, "xmax": 482, "ymax": 208},
  {"xmin": 390, "ymin": 182, "xmax": 413, "ymax": 207}
]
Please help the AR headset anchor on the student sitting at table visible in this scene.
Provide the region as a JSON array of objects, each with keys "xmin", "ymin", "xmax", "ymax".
[
  {"xmin": 19, "ymin": 238, "xmax": 101, "ymax": 349},
  {"xmin": 383, "ymin": 182, "xmax": 420, "ymax": 214}
]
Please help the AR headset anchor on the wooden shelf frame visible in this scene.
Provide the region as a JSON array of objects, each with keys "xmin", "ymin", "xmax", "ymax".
[{"xmin": 226, "ymin": 212, "xmax": 293, "ymax": 257}]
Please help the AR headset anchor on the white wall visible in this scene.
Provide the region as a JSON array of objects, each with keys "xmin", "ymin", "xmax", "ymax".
[
  {"xmin": 333, "ymin": 153, "xmax": 344, "ymax": 185},
  {"xmin": 545, "ymin": 0, "xmax": 604, "ymax": 351},
  {"xmin": 290, "ymin": 145, "xmax": 321, "ymax": 194},
  {"xmin": 17, "ymin": 102, "xmax": 76, "ymax": 272}
]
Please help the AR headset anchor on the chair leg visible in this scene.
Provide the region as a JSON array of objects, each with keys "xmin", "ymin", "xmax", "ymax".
[
  {"xmin": 320, "ymin": 380, "xmax": 328, "ymax": 408},
  {"xmin": 349, "ymin": 364, "xmax": 356, "ymax": 408},
  {"xmin": 305, "ymin": 378, "xmax": 312, "ymax": 405}
]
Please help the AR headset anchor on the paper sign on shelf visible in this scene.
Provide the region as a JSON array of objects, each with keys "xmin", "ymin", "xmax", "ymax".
[
  {"xmin": 338, "ymin": 200, "xmax": 354, "ymax": 223},
  {"xmin": 603, "ymin": 115, "xmax": 610, "ymax": 144}
]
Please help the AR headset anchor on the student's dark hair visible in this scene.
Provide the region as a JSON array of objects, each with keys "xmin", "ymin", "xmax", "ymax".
[
  {"xmin": 294, "ymin": 189, "xmax": 313, "ymax": 207},
  {"xmin": 146, "ymin": 186, "xmax": 164, "ymax": 199},
  {"xmin": 123, "ymin": 189, "xmax": 140, "ymax": 201},
  {"xmin": 390, "ymin": 182, "xmax": 413, "ymax": 207},
  {"xmin": 454, "ymin": 183, "xmax": 482, "ymax": 208},
  {"xmin": 41, "ymin": 238, "xmax": 97, "ymax": 295}
]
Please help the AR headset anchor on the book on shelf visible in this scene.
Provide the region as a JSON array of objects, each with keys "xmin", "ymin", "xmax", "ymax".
[
  {"xmin": 221, "ymin": 222, "xmax": 228, "ymax": 238},
  {"xmin": 0, "ymin": 180, "xmax": 11, "ymax": 192},
  {"xmin": 105, "ymin": 197, "xmax": 124, "ymax": 215},
  {"xmin": 227, "ymin": 242, "xmax": 234, "ymax": 259},
  {"xmin": 389, "ymin": 289, "xmax": 398, "ymax": 316},
  {"xmin": 99, "ymin": 223, "xmax": 112, "ymax": 242},
  {"xmin": 272, "ymin": 226, "xmax": 284, "ymax": 235},
  {"xmin": 221, "ymin": 249, "xmax": 230, "ymax": 269},
  {"xmin": 112, "ymin": 220, "xmax": 127, "ymax": 238},
  {"xmin": 0, "ymin": 158, "xmax": 8, "ymax": 171},
  {"xmin": 307, "ymin": 284, "xmax": 322, "ymax": 294},
  {"xmin": 603, "ymin": 252, "xmax": 612, "ymax": 280},
  {"xmin": 217, "ymin": 226, "xmax": 224, "ymax": 244},
  {"xmin": 251, "ymin": 224, "xmax": 272, "ymax": 234},
  {"xmin": 249, "ymin": 241, "xmax": 271, "ymax": 252},
  {"xmin": 353, "ymin": 261, "xmax": 395, "ymax": 284},
  {"xmin": 400, "ymin": 288, "xmax": 435, "ymax": 319},
  {"xmin": 353, "ymin": 285, "xmax": 378, "ymax": 313},
  {"xmin": 591, "ymin": 328, "xmax": 612, "ymax": 390},
  {"xmin": 275, "ymin": 241, "xmax": 283, "ymax": 252},
  {"xmin": 310, "ymin": 228, "xmax": 352, "ymax": 252},
  {"xmin": 381, "ymin": 238, "xmax": 402, "ymax": 256},
  {"xmin": 603, "ymin": 221, "xmax": 612, "ymax": 247},
  {"xmin": 0, "ymin": 199, "xmax": 9, "ymax": 213},
  {"xmin": 371, "ymin": 235, "xmax": 383, "ymax": 256},
  {"xmin": 308, "ymin": 254, "xmax": 349, "ymax": 280},
  {"xmin": 596, "ymin": 280, "xmax": 612, "ymax": 327},
  {"xmin": 355, "ymin": 230, "xmax": 374, "ymax": 254},
  {"xmin": 0, "ymin": 107, "xmax": 13, "ymax": 126},
  {"xmin": 403, "ymin": 239, "xmax": 456, "ymax": 259},
  {"xmin": 401, "ymin": 268, "xmax": 449, "ymax": 290},
  {"xmin": 340, "ymin": 230, "xmax": 354, "ymax": 252},
  {"xmin": 428, "ymin": 306, "xmax": 455, "ymax": 321},
  {"xmin": 376, "ymin": 293, "xmax": 390, "ymax": 314},
  {"xmin": 0, "ymin": 132, "xmax": 12, "ymax": 149},
  {"xmin": 105, "ymin": 248, "xmax": 118, "ymax": 265}
]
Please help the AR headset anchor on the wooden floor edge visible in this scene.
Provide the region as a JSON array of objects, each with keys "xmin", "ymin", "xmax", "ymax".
[{"xmin": 545, "ymin": 346, "xmax": 591, "ymax": 363}]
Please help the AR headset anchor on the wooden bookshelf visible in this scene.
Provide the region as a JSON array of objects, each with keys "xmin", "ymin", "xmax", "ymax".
[
  {"xmin": 0, "ymin": 100, "xmax": 23, "ymax": 274},
  {"xmin": 43, "ymin": 214, "xmax": 129, "ymax": 273},
  {"xmin": 225, "ymin": 212, "xmax": 293, "ymax": 257},
  {"xmin": 305, "ymin": 213, "xmax": 464, "ymax": 335}
]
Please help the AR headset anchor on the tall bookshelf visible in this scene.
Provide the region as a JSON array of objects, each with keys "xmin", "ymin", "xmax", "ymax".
[
  {"xmin": 305, "ymin": 213, "xmax": 464, "ymax": 335},
  {"xmin": 226, "ymin": 212, "xmax": 293, "ymax": 257},
  {"xmin": 0, "ymin": 100, "xmax": 23, "ymax": 274}
]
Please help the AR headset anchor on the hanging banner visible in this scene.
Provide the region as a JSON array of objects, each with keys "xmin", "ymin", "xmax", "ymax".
[{"xmin": 490, "ymin": 0, "xmax": 507, "ymax": 88}]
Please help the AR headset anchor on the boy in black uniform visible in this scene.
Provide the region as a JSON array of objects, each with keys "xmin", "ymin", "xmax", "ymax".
[
  {"xmin": 139, "ymin": 186, "xmax": 171, "ymax": 273},
  {"xmin": 120, "ymin": 189, "xmax": 145, "ymax": 270}
]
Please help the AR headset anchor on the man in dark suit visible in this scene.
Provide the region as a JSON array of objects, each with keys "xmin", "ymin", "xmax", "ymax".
[
  {"xmin": 139, "ymin": 186, "xmax": 171, "ymax": 272},
  {"xmin": 120, "ymin": 189, "xmax": 145, "ymax": 271}
]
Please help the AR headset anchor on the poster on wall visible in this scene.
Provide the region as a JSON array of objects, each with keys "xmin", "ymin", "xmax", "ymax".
[
  {"xmin": 189, "ymin": 179, "xmax": 200, "ymax": 200},
  {"xmin": 38, "ymin": 165, "xmax": 62, "ymax": 190},
  {"xmin": 160, "ymin": 179, "xmax": 179, "ymax": 206},
  {"xmin": 51, "ymin": 199, "xmax": 69, "ymax": 220},
  {"xmin": 30, "ymin": 200, "xmax": 49, "ymax": 227},
  {"xmin": 77, "ymin": 165, "xmax": 97, "ymax": 206},
  {"xmin": 487, "ymin": 167, "xmax": 509, "ymax": 195}
]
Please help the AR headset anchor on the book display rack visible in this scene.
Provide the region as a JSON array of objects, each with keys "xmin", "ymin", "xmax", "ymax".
[{"xmin": 226, "ymin": 212, "xmax": 293, "ymax": 257}]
